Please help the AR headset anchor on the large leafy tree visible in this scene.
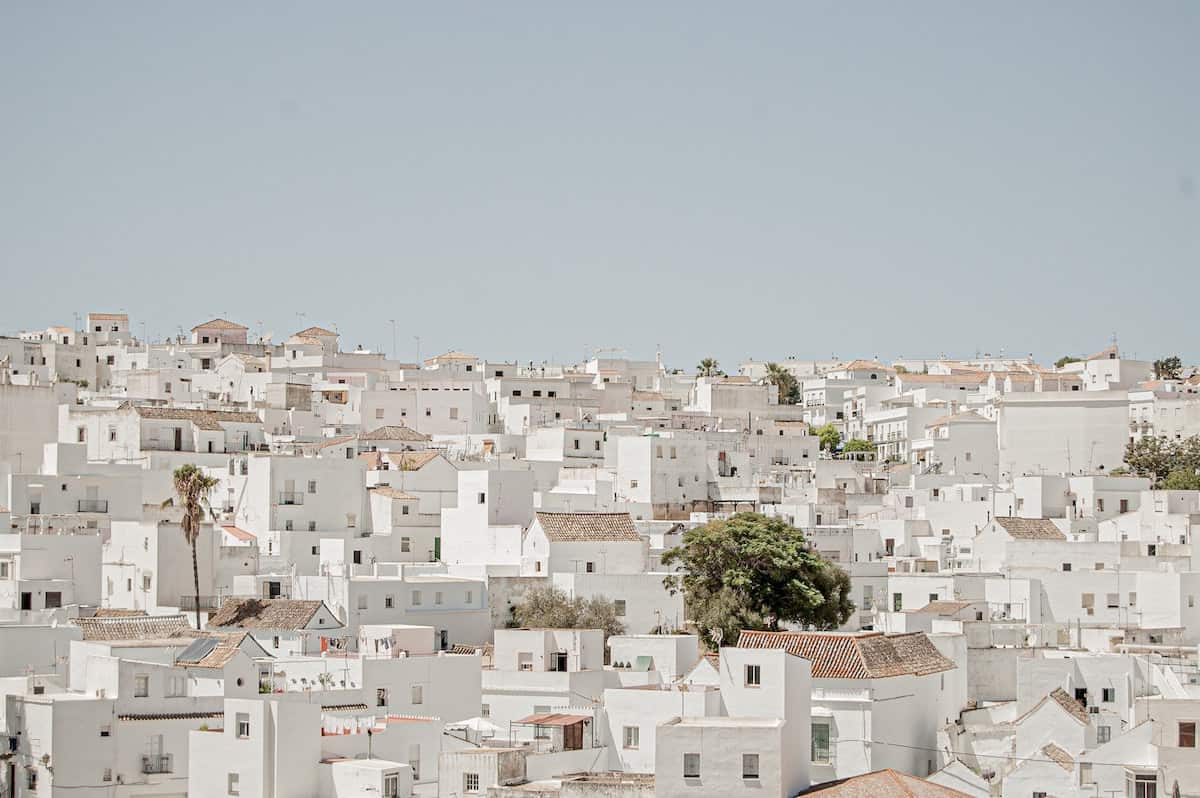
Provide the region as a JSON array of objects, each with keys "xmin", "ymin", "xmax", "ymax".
[
  {"xmin": 510, "ymin": 584, "xmax": 626, "ymax": 640},
  {"xmin": 661, "ymin": 513, "xmax": 854, "ymax": 648},
  {"xmin": 1154, "ymin": 356, "xmax": 1183, "ymax": 380},
  {"xmin": 697, "ymin": 357, "xmax": 721, "ymax": 377},
  {"xmin": 1124, "ymin": 435, "xmax": 1200, "ymax": 487},
  {"xmin": 169, "ymin": 464, "xmax": 219, "ymax": 628},
  {"xmin": 843, "ymin": 438, "xmax": 873, "ymax": 453},
  {"xmin": 764, "ymin": 362, "xmax": 800, "ymax": 405}
]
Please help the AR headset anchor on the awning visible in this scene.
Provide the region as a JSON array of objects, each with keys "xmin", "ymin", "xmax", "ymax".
[
  {"xmin": 513, "ymin": 713, "xmax": 590, "ymax": 727},
  {"xmin": 221, "ymin": 525, "xmax": 256, "ymax": 542}
]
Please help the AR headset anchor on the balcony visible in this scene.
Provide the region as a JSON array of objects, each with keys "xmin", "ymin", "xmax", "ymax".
[
  {"xmin": 277, "ymin": 491, "xmax": 304, "ymax": 506},
  {"xmin": 141, "ymin": 754, "xmax": 173, "ymax": 774},
  {"xmin": 77, "ymin": 499, "xmax": 109, "ymax": 513}
]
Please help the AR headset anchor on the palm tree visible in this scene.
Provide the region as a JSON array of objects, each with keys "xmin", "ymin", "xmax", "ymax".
[
  {"xmin": 169, "ymin": 464, "xmax": 219, "ymax": 629},
  {"xmin": 697, "ymin": 357, "xmax": 720, "ymax": 377}
]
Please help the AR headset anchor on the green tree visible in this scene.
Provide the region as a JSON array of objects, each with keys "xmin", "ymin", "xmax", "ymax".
[
  {"xmin": 893, "ymin": 365, "xmax": 908, "ymax": 374},
  {"xmin": 510, "ymin": 584, "xmax": 626, "ymax": 640},
  {"xmin": 1055, "ymin": 355, "xmax": 1082, "ymax": 369},
  {"xmin": 1154, "ymin": 356, "xmax": 1183, "ymax": 380},
  {"xmin": 764, "ymin": 362, "xmax": 800, "ymax": 405},
  {"xmin": 1123, "ymin": 435, "xmax": 1200, "ymax": 488},
  {"xmin": 661, "ymin": 513, "xmax": 854, "ymax": 648},
  {"xmin": 1163, "ymin": 469, "xmax": 1200, "ymax": 491},
  {"xmin": 812, "ymin": 423, "xmax": 841, "ymax": 452},
  {"xmin": 697, "ymin": 357, "xmax": 721, "ymax": 378},
  {"xmin": 168, "ymin": 464, "xmax": 219, "ymax": 629},
  {"xmin": 843, "ymin": 438, "xmax": 873, "ymax": 453}
]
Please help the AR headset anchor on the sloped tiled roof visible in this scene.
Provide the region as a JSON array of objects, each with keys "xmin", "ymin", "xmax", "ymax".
[
  {"xmin": 886, "ymin": 633, "xmax": 957, "ymax": 676},
  {"xmin": 358, "ymin": 450, "xmax": 444, "ymax": 472},
  {"xmin": 88, "ymin": 313, "xmax": 129, "ymax": 321},
  {"xmin": 425, "ymin": 350, "xmax": 477, "ymax": 363},
  {"xmin": 208, "ymin": 598, "xmax": 332, "ymax": 631},
  {"xmin": 359, "ymin": 425, "xmax": 431, "ymax": 442},
  {"xmin": 737, "ymin": 631, "xmax": 956, "ymax": 680},
  {"xmin": 737, "ymin": 631, "xmax": 912, "ymax": 679},
  {"xmin": 994, "ymin": 517, "xmax": 1066, "ymax": 540},
  {"xmin": 130, "ymin": 404, "xmax": 260, "ymax": 430},
  {"xmin": 1041, "ymin": 742, "xmax": 1075, "ymax": 772},
  {"xmin": 1017, "ymin": 687, "xmax": 1090, "ymax": 726},
  {"xmin": 535, "ymin": 512, "xmax": 641, "ymax": 542},
  {"xmin": 370, "ymin": 486, "xmax": 418, "ymax": 501},
  {"xmin": 92, "ymin": 608, "xmax": 149, "ymax": 618},
  {"xmin": 176, "ymin": 632, "xmax": 264, "ymax": 669},
  {"xmin": 221, "ymin": 525, "xmax": 257, "ymax": 542},
  {"xmin": 75, "ymin": 614, "xmax": 193, "ymax": 642},
  {"xmin": 295, "ymin": 326, "xmax": 338, "ymax": 337},
  {"xmin": 797, "ymin": 768, "xmax": 972, "ymax": 796},
  {"xmin": 912, "ymin": 600, "xmax": 972, "ymax": 616},
  {"xmin": 192, "ymin": 318, "xmax": 248, "ymax": 331}
]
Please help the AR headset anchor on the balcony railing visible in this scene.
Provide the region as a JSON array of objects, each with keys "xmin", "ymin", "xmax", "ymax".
[
  {"xmin": 141, "ymin": 754, "xmax": 173, "ymax": 774},
  {"xmin": 278, "ymin": 491, "xmax": 304, "ymax": 506},
  {"xmin": 77, "ymin": 499, "xmax": 109, "ymax": 513}
]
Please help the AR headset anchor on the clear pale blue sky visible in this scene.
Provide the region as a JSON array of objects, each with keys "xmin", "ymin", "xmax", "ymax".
[{"xmin": 2, "ymin": 2, "xmax": 1197, "ymax": 368}]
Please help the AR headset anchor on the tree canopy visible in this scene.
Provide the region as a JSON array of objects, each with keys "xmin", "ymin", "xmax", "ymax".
[
  {"xmin": 1124, "ymin": 435, "xmax": 1200, "ymax": 488},
  {"xmin": 843, "ymin": 438, "xmax": 873, "ymax": 453},
  {"xmin": 697, "ymin": 357, "xmax": 721, "ymax": 377},
  {"xmin": 661, "ymin": 512, "xmax": 853, "ymax": 648},
  {"xmin": 764, "ymin": 362, "xmax": 800, "ymax": 405},
  {"xmin": 510, "ymin": 584, "xmax": 626, "ymax": 639},
  {"xmin": 1154, "ymin": 356, "xmax": 1183, "ymax": 380},
  {"xmin": 1055, "ymin": 355, "xmax": 1082, "ymax": 369},
  {"xmin": 812, "ymin": 423, "xmax": 842, "ymax": 452}
]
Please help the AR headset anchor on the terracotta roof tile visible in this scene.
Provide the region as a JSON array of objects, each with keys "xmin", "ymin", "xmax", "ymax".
[
  {"xmin": 75, "ymin": 614, "xmax": 194, "ymax": 641},
  {"xmin": 359, "ymin": 425, "xmax": 431, "ymax": 442},
  {"xmin": 737, "ymin": 631, "xmax": 954, "ymax": 679},
  {"xmin": 1041, "ymin": 742, "xmax": 1075, "ymax": 772},
  {"xmin": 209, "ymin": 598, "xmax": 335, "ymax": 631},
  {"xmin": 192, "ymin": 318, "xmax": 248, "ymax": 331},
  {"xmin": 1016, "ymin": 688, "xmax": 1090, "ymax": 726},
  {"xmin": 535, "ymin": 512, "xmax": 641, "ymax": 542},
  {"xmin": 130, "ymin": 404, "xmax": 260, "ymax": 431},
  {"xmin": 295, "ymin": 326, "xmax": 338, "ymax": 337},
  {"xmin": 994, "ymin": 517, "xmax": 1067, "ymax": 541},
  {"xmin": 797, "ymin": 768, "xmax": 973, "ymax": 796}
]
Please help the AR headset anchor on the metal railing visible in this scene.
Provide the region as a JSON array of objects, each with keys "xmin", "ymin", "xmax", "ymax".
[
  {"xmin": 278, "ymin": 491, "xmax": 304, "ymax": 506},
  {"xmin": 141, "ymin": 754, "xmax": 172, "ymax": 774},
  {"xmin": 77, "ymin": 499, "xmax": 109, "ymax": 513}
]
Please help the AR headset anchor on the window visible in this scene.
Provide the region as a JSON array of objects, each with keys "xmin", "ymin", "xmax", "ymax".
[
  {"xmin": 630, "ymin": 479, "xmax": 638, "ymax": 488},
  {"xmin": 623, "ymin": 726, "xmax": 640, "ymax": 749},
  {"xmin": 228, "ymin": 773, "xmax": 240, "ymax": 796},
  {"xmin": 384, "ymin": 594, "xmax": 394, "ymax": 609},
  {"xmin": 383, "ymin": 774, "xmax": 399, "ymax": 798},
  {"xmin": 45, "ymin": 591, "xmax": 62, "ymax": 609},
  {"xmin": 1128, "ymin": 774, "xmax": 1156, "ymax": 798},
  {"xmin": 272, "ymin": 636, "xmax": 280, "ymax": 649},
  {"xmin": 28, "ymin": 770, "xmax": 37, "ymax": 791},
  {"xmin": 465, "ymin": 590, "xmax": 473, "ymax": 604},
  {"xmin": 683, "ymin": 753, "xmax": 701, "ymax": 779},
  {"xmin": 1121, "ymin": 499, "xmax": 1130, "ymax": 513},
  {"xmin": 585, "ymin": 561, "xmax": 595, "ymax": 573},
  {"xmin": 812, "ymin": 722, "xmax": 831, "ymax": 763},
  {"xmin": 435, "ymin": 591, "xmax": 443, "ymax": 605},
  {"xmin": 464, "ymin": 773, "xmax": 480, "ymax": 793},
  {"xmin": 477, "ymin": 492, "xmax": 486, "ymax": 504},
  {"xmin": 134, "ymin": 674, "xmax": 150, "ymax": 697},
  {"xmin": 308, "ymin": 521, "xmax": 316, "ymax": 532},
  {"xmin": 103, "ymin": 768, "xmax": 112, "ymax": 782},
  {"xmin": 1107, "ymin": 593, "xmax": 1120, "ymax": 608},
  {"xmin": 1179, "ymin": 721, "xmax": 1196, "ymax": 747},
  {"xmin": 100, "ymin": 725, "xmax": 111, "ymax": 737},
  {"xmin": 236, "ymin": 713, "xmax": 250, "ymax": 738},
  {"xmin": 0, "ymin": 561, "xmax": 8, "ymax": 579},
  {"xmin": 449, "ymin": 407, "xmax": 458, "ymax": 420},
  {"xmin": 108, "ymin": 427, "xmax": 117, "ymax": 441},
  {"xmin": 412, "ymin": 590, "xmax": 422, "ymax": 606},
  {"xmin": 308, "ymin": 480, "xmax": 317, "ymax": 494},
  {"xmin": 614, "ymin": 599, "xmax": 626, "ymax": 617},
  {"xmin": 745, "ymin": 664, "xmax": 761, "ymax": 687},
  {"xmin": 893, "ymin": 593, "xmax": 903, "ymax": 611},
  {"xmin": 377, "ymin": 688, "xmax": 388, "ymax": 707},
  {"xmin": 1097, "ymin": 725, "xmax": 1111, "ymax": 743},
  {"xmin": 481, "ymin": 703, "xmax": 490, "ymax": 717},
  {"xmin": 311, "ymin": 546, "xmax": 319, "ymax": 555},
  {"xmin": 401, "ymin": 537, "xmax": 411, "ymax": 552},
  {"xmin": 1062, "ymin": 563, "xmax": 1072, "ymax": 572},
  {"xmin": 1102, "ymin": 687, "xmax": 1116, "ymax": 703},
  {"xmin": 742, "ymin": 753, "xmax": 760, "ymax": 780},
  {"xmin": 357, "ymin": 595, "xmax": 368, "ymax": 610}
]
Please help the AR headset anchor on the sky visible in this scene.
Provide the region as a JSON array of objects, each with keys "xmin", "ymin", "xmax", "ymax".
[{"xmin": 2, "ymin": 2, "xmax": 1197, "ymax": 370}]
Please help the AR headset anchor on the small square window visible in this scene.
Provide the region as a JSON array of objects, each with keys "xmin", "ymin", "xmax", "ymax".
[
  {"xmin": 745, "ymin": 664, "xmax": 761, "ymax": 687},
  {"xmin": 683, "ymin": 752, "xmax": 700, "ymax": 779},
  {"xmin": 228, "ymin": 773, "xmax": 240, "ymax": 796},
  {"xmin": 623, "ymin": 726, "xmax": 639, "ymax": 749},
  {"xmin": 742, "ymin": 753, "xmax": 759, "ymax": 779},
  {"xmin": 236, "ymin": 713, "xmax": 250, "ymax": 738}
]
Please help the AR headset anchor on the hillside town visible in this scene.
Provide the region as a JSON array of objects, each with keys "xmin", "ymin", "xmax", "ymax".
[{"xmin": 3, "ymin": 313, "xmax": 1200, "ymax": 798}]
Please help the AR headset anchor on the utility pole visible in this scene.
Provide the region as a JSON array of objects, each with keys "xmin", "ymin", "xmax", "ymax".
[{"xmin": 389, "ymin": 320, "xmax": 398, "ymax": 360}]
